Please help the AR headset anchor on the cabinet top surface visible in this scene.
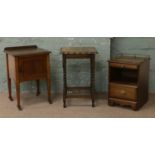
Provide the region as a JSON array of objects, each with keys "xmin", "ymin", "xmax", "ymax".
[
  {"xmin": 61, "ymin": 47, "xmax": 97, "ymax": 54},
  {"xmin": 4, "ymin": 45, "xmax": 51, "ymax": 56},
  {"xmin": 109, "ymin": 55, "xmax": 150, "ymax": 65}
]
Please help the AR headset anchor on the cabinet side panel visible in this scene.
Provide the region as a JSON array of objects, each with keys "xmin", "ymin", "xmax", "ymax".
[
  {"xmin": 19, "ymin": 55, "xmax": 47, "ymax": 82},
  {"xmin": 138, "ymin": 59, "xmax": 150, "ymax": 105},
  {"xmin": 8, "ymin": 55, "xmax": 16, "ymax": 80}
]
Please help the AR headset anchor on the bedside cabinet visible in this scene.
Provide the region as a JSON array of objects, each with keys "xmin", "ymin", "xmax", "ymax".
[
  {"xmin": 4, "ymin": 45, "xmax": 52, "ymax": 110},
  {"xmin": 108, "ymin": 55, "xmax": 150, "ymax": 110}
]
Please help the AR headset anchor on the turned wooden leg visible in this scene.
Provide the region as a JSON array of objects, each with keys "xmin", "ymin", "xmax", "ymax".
[
  {"xmin": 90, "ymin": 55, "xmax": 95, "ymax": 107},
  {"xmin": 47, "ymin": 78, "xmax": 52, "ymax": 104},
  {"xmin": 8, "ymin": 77, "xmax": 13, "ymax": 101},
  {"xmin": 36, "ymin": 80, "xmax": 40, "ymax": 96},
  {"xmin": 16, "ymin": 82, "xmax": 22, "ymax": 111},
  {"xmin": 63, "ymin": 54, "xmax": 67, "ymax": 108}
]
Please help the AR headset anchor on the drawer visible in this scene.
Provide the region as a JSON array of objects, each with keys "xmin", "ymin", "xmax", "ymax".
[
  {"xmin": 110, "ymin": 63, "xmax": 138, "ymax": 69},
  {"xmin": 109, "ymin": 83, "xmax": 137, "ymax": 101}
]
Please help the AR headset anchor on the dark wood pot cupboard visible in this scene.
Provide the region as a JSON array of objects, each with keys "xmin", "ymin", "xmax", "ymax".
[
  {"xmin": 108, "ymin": 55, "xmax": 150, "ymax": 110},
  {"xmin": 4, "ymin": 45, "xmax": 52, "ymax": 110}
]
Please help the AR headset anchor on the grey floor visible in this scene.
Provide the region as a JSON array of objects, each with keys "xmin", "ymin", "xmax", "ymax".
[{"xmin": 0, "ymin": 92, "xmax": 155, "ymax": 118}]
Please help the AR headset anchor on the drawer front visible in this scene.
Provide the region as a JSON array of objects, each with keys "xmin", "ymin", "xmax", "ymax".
[
  {"xmin": 109, "ymin": 83, "xmax": 137, "ymax": 101},
  {"xmin": 19, "ymin": 55, "xmax": 47, "ymax": 81},
  {"xmin": 110, "ymin": 63, "xmax": 138, "ymax": 69}
]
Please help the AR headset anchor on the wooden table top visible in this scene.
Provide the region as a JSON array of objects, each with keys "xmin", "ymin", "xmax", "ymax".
[
  {"xmin": 4, "ymin": 45, "xmax": 51, "ymax": 56},
  {"xmin": 61, "ymin": 47, "xmax": 97, "ymax": 54},
  {"xmin": 109, "ymin": 55, "xmax": 150, "ymax": 65}
]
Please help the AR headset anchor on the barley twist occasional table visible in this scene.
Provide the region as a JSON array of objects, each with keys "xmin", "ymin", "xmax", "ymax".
[{"xmin": 61, "ymin": 47, "xmax": 97, "ymax": 108}]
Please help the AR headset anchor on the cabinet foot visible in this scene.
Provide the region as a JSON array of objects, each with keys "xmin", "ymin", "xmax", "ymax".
[
  {"xmin": 63, "ymin": 100, "xmax": 67, "ymax": 108},
  {"xmin": 36, "ymin": 92, "xmax": 40, "ymax": 96},
  {"xmin": 132, "ymin": 105, "xmax": 139, "ymax": 111},
  {"xmin": 92, "ymin": 103, "xmax": 95, "ymax": 108},
  {"xmin": 108, "ymin": 101, "xmax": 115, "ymax": 106},
  {"xmin": 48, "ymin": 98, "xmax": 52, "ymax": 104},
  {"xmin": 9, "ymin": 96, "xmax": 13, "ymax": 101},
  {"xmin": 63, "ymin": 105, "xmax": 67, "ymax": 108},
  {"xmin": 92, "ymin": 99, "xmax": 95, "ymax": 107},
  {"xmin": 17, "ymin": 105, "xmax": 22, "ymax": 111}
]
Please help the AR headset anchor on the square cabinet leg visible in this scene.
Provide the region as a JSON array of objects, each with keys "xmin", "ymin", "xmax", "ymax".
[
  {"xmin": 47, "ymin": 79, "xmax": 52, "ymax": 104},
  {"xmin": 91, "ymin": 55, "xmax": 95, "ymax": 107},
  {"xmin": 15, "ymin": 82, "xmax": 22, "ymax": 111},
  {"xmin": 63, "ymin": 54, "xmax": 67, "ymax": 108},
  {"xmin": 36, "ymin": 80, "xmax": 40, "ymax": 96},
  {"xmin": 63, "ymin": 97, "xmax": 67, "ymax": 108},
  {"xmin": 8, "ymin": 77, "xmax": 13, "ymax": 101}
]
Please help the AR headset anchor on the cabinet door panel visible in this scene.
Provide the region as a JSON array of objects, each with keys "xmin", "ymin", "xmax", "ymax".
[{"xmin": 19, "ymin": 55, "xmax": 47, "ymax": 81}]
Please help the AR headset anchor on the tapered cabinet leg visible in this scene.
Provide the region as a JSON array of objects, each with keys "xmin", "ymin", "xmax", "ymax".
[
  {"xmin": 132, "ymin": 105, "xmax": 139, "ymax": 111},
  {"xmin": 63, "ymin": 54, "xmax": 67, "ymax": 108},
  {"xmin": 8, "ymin": 77, "xmax": 13, "ymax": 101},
  {"xmin": 90, "ymin": 55, "xmax": 95, "ymax": 107},
  {"xmin": 108, "ymin": 100, "xmax": 115, "ymax": 106},
  {"xmin": 47, "ymin": 78, "xmax": 52, "ymax": 104},
  {"xmin": 6, "ymin": 54, "xmax": 13, "ymax": 101},
  {"xmin": 46, "ymin": 55, "xmax": 52, "ymax": 104},
  {"xmin": 36, "ymin": 80, "xmax": 40, "ymax": 96},
  {"xmin": 16, "ymin": 82, "xmax": 22, "ymax": 111},
  {"xmin": 63, "ymin": 98, "xmax": 66, "ymax": 108}
]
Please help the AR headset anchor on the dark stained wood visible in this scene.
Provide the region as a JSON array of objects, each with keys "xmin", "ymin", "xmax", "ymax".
[
  {"xmin": 4, "ymin": 45, "xmax": 52, "ymax": 110},
  {"xmin": 90, "ymin": 54, "xmax": 95, "ymax": 107},
  {"xmin": 36, "ymin": 80, "xmax": 40, "ymax": 96},
  {"xmin": 61, "ymin": 47, "xmax": 97, "ymax": 54},
  {"xmin": 6, "ymin": 54, "xmax": 13, "ymax": 101},
  {"xmin": 18, "ymin": 55, "xmax": 47, "ymax": 82},
  {"xmin": 108, "ymin": 55, "xmax": 150, "ymax": 110},
  {"xmin": 61, "ymin": 47, "xmax": 97, "ymax": 108},
  {"xmin": 46, "ymin": 54, "xmax": 52, "ymax": 104},
  {"xmin": 4, "ymin": 45, "xmax": 50, "ymax": 56},
  {"xmin": 109, "ymin": 83, "xmax": 137, "ymax": 101},
  {"xmin": 4, "ymin": 45, "xmax": 37, "ymax": 50},
  {"xmin": 63, "ymin": 54, "xmax": 67, "ymax": 108},
  {"xmin": 66, "ymin": 94, "xmax": 91, "ymax": 98},
  {"xmin": 110, "ymin": 62, "xmax": 138, "ymax": 69},
  {"xmin": 109, "ymin": 57, "xmax": 145, "ymax": 65}
]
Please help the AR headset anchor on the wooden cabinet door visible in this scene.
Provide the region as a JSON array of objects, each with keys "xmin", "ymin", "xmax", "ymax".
[{"xmin": 19, "ymin": 55, "xmax": 47, "ymax": 81}]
